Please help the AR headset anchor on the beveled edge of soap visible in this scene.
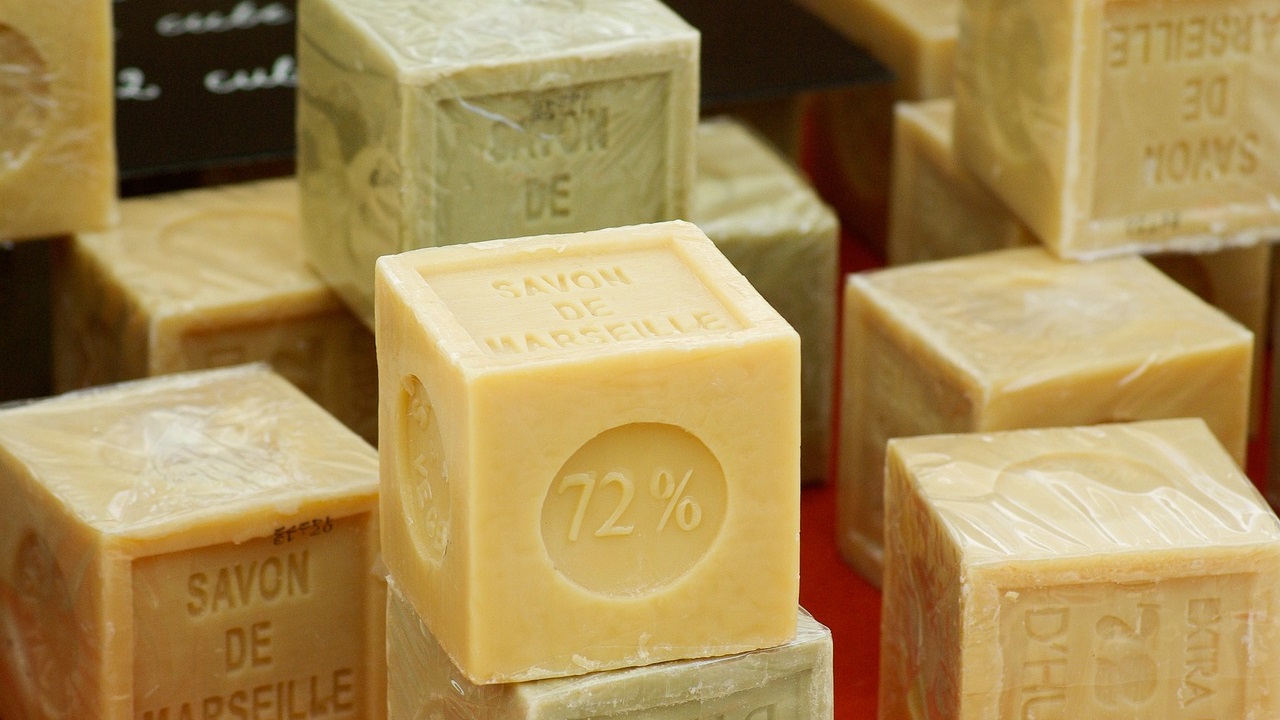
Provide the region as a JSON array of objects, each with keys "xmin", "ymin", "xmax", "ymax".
[
  {"xmin": 375, "ymin": 220, "xmax": 798, "ymax": 370},
  {"xmin": 886, "ymin": 418, "xmax": 1280, "ymax": 567},
  {"xmin": 0, "ymin": 364, "xmax": 379, "ymax": 541}
]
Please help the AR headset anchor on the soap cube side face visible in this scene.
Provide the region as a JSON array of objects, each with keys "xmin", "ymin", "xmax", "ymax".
[
  {"xmin": 377, "ymin": 222, "xmax": 800, "ymax": 683},
  {"xmin": 693, "ymin": 118, "xmax": 840, "ymax": 483},
  {"xmin": 887, "ymin": 99, "xmax": 1036, "ymax": 266},
  {"xmin": 389, "ymin": 578, "xmax": 833, "ymax": 720},
  {"xmin": 0, "ymin": 0, "xmax": 116, "ymax": 241},
  {"xmin": 953, "ymin": 0, "xmax": 1078, "ymax": 250},
  {"xmin": 838, "ymin": 276, "xmax": 976, "ymax": 586},
  {"xmin": 883, "ymin": 421, "xmax": 1280, "ymax": 719},
  {"xmin": 0, "ymin": 368, "xmax": 385, "ymax": 720},
  {"xmin": 299, "ymin": 0, "xmax": 699, "ymax": 327}
]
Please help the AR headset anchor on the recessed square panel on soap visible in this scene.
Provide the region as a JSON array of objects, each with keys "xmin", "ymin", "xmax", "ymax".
[
  {"xmin": 0, "ymin": 365, "xmax": 383, "ymax": 720},
  {"xmin": 954, "ymin": 0, "xmax": 1280, "ymax": 257},
  {"xmin": 376, "ymin": 220, "xmax": 801, "ymax": 684},
  {"xmin": 297, "ymin": 0, "xmax": 698, "ymax": 326}
]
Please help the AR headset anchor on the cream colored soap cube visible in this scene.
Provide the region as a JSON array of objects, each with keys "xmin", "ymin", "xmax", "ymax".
[
  {"xmin": 0, "ymin": 366, "xmax": 383, "ymax": 720},
  {"xmin": 298, "ymin": 0, "xmax": 699, "ymax": 326},
  {"xmin": 376, "ymin": 220, "xmax": 800, "ymax": 684},
  {"xmin": 387, "ymin": 580, "xmax": 832, "ymax": 720},
  {"xmin": 955, "ymin": 0, "xmax": 1280, "ymax": 257},
  {"xmin": 841, "ymin": 247, "xmax": 1252, "ymax": 585},
  {"xmin": 693, "ymin": 117, "xmax": 839, "ymax": 483},
  {"xmin": 0, "ymin": 0, "xmax": 116, "ymax": 241},
  {"xmin": 52, "ymin": 178, "xmax": 378, "ymax": 444},
  {"xmin": 881, "ymin": 420, "xmax": 1280, "ymax": 719}
]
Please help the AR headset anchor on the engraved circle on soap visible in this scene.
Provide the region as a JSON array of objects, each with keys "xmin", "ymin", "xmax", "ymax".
[
  {"xmin": 541, "ymin": 423, "xmax": 728, "ymax": 596},
  {"xmin": 2, "ymin": 532, "xmax": 75, "ymax": 718},
  {"xmin": 398, "ymin": 374, "xmax": 450, "ymax": 566},
  {"xmin": 0, "ymin": 24, "xmax": 52, "ymax": 174}
]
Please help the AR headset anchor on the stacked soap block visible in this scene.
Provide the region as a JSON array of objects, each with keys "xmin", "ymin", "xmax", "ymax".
[
  {"xmin": 0, "ymin": 365, "xmax": 384, "ymax": 720},
  {"xmin": 296, "ymin": 0, "xmax": 699, "ymax": 326},
  {"xmin": 50, "ymin": 178, "xmax": 378, "ymax": 444},
  {"xmin": 374, "ymin": 220, "xmax": 830, "ymax": 717}
]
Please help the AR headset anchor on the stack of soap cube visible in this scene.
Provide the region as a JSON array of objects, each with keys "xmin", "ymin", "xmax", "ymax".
[
  {"xmin": 296, "ymin": 0, "xmax": 700, "ymax": 327},
  {"xmin": 0, "ymin": 365, "xmax": 384, "ymax": 719},
  {"xmin": 375, "ymin": 220, "xmax": 831, "ymax": 718}
]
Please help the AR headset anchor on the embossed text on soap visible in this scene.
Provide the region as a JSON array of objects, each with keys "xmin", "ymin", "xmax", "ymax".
[
  {"xmin": 420, "ymin": 246, "xmax": 746, "ymax": 357},
  {"xmin": 1094, "ymin": 0, "xmax": 1280, "ymax": 223},
  {"xmin": 998, "ymin": 575, "xmax": 1251, "ymax": 718}
]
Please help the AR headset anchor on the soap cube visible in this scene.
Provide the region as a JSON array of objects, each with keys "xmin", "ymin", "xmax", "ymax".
[
  {"xmin": 297, "ymin": 0, "xmax": 699, "ymax": 326},
  {"xmin": 881, "ymin": 419, "xmax": 1280, "ymax": 719},
  {"xmin": 955, "ymin": 0, "xmax": 1280, "ymax": 257},
  {"xmin": 0, "ymin": 0, "xmax": 116, "ymax": 241},
  {"xmin": 376, "ymin": 220, "xmax": 800, "ymax": 683},
  {"xmin": 840, "ymin": 247, "xmax": 1252, "ymax": 585},
  {"xmin": 692, "ymin": 117, "xmax": 839, "ymax": 483},
  {"xmin": 0, "ymin": 365, "xmax": 383, "ymax": 720},
  {"xmin": 888, "ymin": 98, "xmax": 1271, "ymax": 435},
  {"xmin": 387, "ymin": 579, "xmax": 832, "ymax": 720},
  {"xmin": 52, "ymin": 177, "xmax": 378, "ymax": 444}
]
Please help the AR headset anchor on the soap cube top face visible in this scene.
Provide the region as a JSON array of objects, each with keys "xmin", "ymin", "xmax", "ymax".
[
  {"xmin": 72, "ymin": 178, "xmax": 316, "ymax": 317},
  {"xmin": 854, "ymin": 247, "xmax": 1251, "ymax": 392},
  {"xmin": 297, "ymin": 0, "xmax": 698, "ymax": 325},
  {"xmin": 0, "ymin": 0, "xmax": 116, "ymax": 241},
  {"xmin": 378, "ymin": 221, "xmax": 796, "ymax": 371},
  {"xmin": 883, "ymin": 420, "xmax": 1280, "ymax": 718},
  {"xmin": 956, "ymin": 0, "xmax": 1280, "ymax": 256},
  {"xmin": 0, "ymin": 365, "xmax": 377, "ymax": 537},
  {"xmin": 376, "ymin": 221, "xmax": 800, "ymax": 682},
  {"xmin": 387, "ymin": 577, "xmax": 833, "ymax": 720}
]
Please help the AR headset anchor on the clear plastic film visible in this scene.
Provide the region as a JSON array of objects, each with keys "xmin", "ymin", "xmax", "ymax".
[
  {"xmin": 0, "ymin": 364, "xmax": 383, "ymax": 719},
  {"xmin": 387, "ymin": 577, "xmax": 833, "ymax": 720},
  {"xmin": 296, "ymin": 0, "xmax": 698, "ymax": 326},
  {"xmin": 880, "ymin": 419, "xmax": 1280, "ymax": 718}
]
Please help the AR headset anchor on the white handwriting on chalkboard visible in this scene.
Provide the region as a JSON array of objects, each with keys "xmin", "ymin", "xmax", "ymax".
[
  {"xmin": 117, "ymin": 67, "xmax": 161, "ymax": 101},
  {"xmin": 156, "ymin": 1, "xmax": 292, "ymax": 37},
  {"xmin": 204, "ymin": 55, "xmax": 297, "ymax": 95}
]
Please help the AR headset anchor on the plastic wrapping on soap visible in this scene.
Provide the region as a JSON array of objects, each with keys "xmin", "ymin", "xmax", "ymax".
[
  {"xmin": 296, "ymin": 0, "xmax": 699, "ymax": 327},
  {"xmin": 388, "ymin": 577, "xmax": 833, "ymax": 720}
]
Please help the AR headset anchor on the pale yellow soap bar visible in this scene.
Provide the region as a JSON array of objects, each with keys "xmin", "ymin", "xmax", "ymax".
[
  {"xmin": 376, "ymin": 220, "xmax": 800, "ymax": 683},
  {"xmin": 0, "ymin": 365, "xmax": 383, "ymax": 720},
  {"xmin": 53, "ymin": 177, "xmax": 378, "ymax": 444},
  {"xmin": 298, "ymin": 0, "xmax": 699, "ymax": 326},
  {"xmin": 0, "ymin": 0, "xmax": 116, "ymax": 241},
  {"xmin": 387, "ymin": 579, "xmax": 832, "ymax": 720},
  {"xmin": 841, "ymin": 247, "xmax": 1252, "ymax": 585},
  {"xmin": 881, "ymin": 419, "xmax": 1280, "ymax": 719},
  {"xmin": 888, "ymin": 97, "xmax": 1271, "ymax": 435},
  {"xmin": 692, "ymin": 117, "xmax": 839, "ymax": 483},
  {"xmin": 955, "ymin": 0, "xmax": 1280, "ymax": 257}
]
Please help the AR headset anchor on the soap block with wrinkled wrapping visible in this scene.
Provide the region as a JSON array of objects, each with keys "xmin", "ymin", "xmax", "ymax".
[
  {"xmin": 53, "ymin": 178, "xmax": 378, "ymax": 444},
  {"xmin": 881, "ymin": 419, "xmax": 1280, "ymax": 719},
  {"xmin": 387, "ymin": 579, "xmax": 832, "ymax": 720},
  {"xmin": 376, "ymin": 220, "xmax": 800, "ymax": 683},
  {"xmin": 0, "ymin": 365, "xmax": 383, "ymax": 720},
  {"xmin": 692, "ymin": 117, "xmax": 839, "ymax": 484},
  {"xmin": 297, "ymin": 0, "xmax": 699, "ymax": 326},
  {"xmin": 954, "ymin": 0, "xmax": 1280, "ymax": 257},
  {"xmin": 841, "ymin": 247, "xmax": 1252, "ymax": 586},
  {"xmin": 0, "ymin": 0, "xmax": 116, "ymax": 241}
]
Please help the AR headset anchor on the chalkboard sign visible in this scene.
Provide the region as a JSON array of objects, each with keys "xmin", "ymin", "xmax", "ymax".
[
  {"xmin": 114, "ymin": 0, "xmax": 298, "ymax": 178},
  {"xmin": 113, "ymin": 0, "xmax": 882, "ymax": 179}
]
